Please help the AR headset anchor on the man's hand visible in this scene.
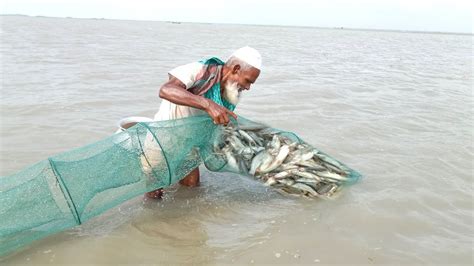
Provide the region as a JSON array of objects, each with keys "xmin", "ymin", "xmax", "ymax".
[{"xmin": 204, "ymin": 99, "xmax": 237, "ymax": 125}]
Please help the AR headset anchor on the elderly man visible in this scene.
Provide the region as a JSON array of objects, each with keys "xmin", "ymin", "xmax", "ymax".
[{"xmin": 145, "ymin": 46, "xmax": 262, "ymax": 199}]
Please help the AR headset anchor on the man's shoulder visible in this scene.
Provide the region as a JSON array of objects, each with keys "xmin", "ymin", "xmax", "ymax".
[
  {"xmin": 168, "ymin": 57, "xmax": 223, "ymax": 88},
  {"xmin": 170, "ymin": 61, "xmax": 203, "ymax": 74},
  {"xmin": 168, "ymin": 61, "xmax": 206, "ymax": 89}
]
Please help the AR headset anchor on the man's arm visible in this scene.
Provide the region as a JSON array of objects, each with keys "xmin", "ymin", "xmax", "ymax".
[{"xmin": 159, "ymin": 76, "xmax": 237, "ymax": 125}]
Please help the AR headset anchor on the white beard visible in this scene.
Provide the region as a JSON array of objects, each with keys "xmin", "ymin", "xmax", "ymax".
[{"xmin": 222, "ymin": 81, "xmax": 241, "ymax": 105}]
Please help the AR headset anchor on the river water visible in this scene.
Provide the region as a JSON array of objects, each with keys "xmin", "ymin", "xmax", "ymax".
[{"xmin": 0, "ymin": 15, "xmax": 472, "ymax": 265}]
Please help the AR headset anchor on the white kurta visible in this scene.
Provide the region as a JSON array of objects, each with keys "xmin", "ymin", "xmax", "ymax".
[{"xmin": 154, "ymin": 61, "xmax": 206, "ymax": 121}]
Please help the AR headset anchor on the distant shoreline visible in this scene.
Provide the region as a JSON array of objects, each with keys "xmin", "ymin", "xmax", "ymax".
[{"xmin": 1, "ymin": 14, "xmax": 472, "ymax": 36}]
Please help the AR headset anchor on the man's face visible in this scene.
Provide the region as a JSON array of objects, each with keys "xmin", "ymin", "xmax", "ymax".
[
  {"xmin": 229, "ymin": 66, "xmax": 261, "ymax": 92},
  {"xmin": 222, "ymin": 65, "xmax": 260, "ymax": 105}
]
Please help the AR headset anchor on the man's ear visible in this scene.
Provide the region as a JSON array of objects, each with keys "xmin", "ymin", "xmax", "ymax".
[{"xmin": 232, "ymin": 64, "xmax": 241, "ymax": 74}]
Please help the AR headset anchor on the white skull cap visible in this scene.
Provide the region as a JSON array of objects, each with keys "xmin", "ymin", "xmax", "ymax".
[{"xmin": 230, "ymin": 46, "xmax": 262, "ymax": 70}]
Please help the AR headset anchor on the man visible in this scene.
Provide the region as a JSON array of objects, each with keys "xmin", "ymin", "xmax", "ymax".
[{"xmin": 145, "ymin": 46, "xmax": 262, "ymax": 199}]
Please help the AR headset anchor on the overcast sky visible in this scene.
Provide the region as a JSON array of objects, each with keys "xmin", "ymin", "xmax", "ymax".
[{"xmin": 1, "ymin": 0, "xmax": 472, "ymax": 33}]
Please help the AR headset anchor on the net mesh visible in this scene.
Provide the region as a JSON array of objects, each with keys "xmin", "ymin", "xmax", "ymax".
[{"xmin": 0, "ymin": 115, "xmax": 361, "ymax": 256}]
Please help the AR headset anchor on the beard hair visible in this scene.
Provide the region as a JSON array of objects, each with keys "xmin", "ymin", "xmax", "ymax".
[{"xmin": 222, "ymin": 81, "xmax": 241, "ymax": 105}]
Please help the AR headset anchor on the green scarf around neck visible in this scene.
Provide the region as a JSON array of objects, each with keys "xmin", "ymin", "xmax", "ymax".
[{"xmin": 199, "ymin": 57, "xmax": 236, "ymax": 111}]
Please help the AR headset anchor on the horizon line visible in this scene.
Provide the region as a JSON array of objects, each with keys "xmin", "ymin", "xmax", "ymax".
[{"xmin": 1, "ymin": 14, "xmax": 472, "ymax": 36}]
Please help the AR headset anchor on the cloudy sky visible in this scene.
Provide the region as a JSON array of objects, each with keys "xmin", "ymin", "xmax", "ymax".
[{"xmin": 1, "ymin": 0, "xmax": 472, "ymax": 33}]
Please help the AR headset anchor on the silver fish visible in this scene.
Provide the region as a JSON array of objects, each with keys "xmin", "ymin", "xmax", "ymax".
[
  {"xmin": 315, "ymin": 183, "xmax": 334, "ymax": 194},
  {"xmin": 249, "ymin": 150, "xmax": 271, "ymax": 176},
  {"xmin": 291, "ymin": 183, "xmax": 320, "ymax": 197},
  {"xmin": 259, "ymin": 145, "xmax": 290, "ymax": 174},
  {"xmin": 264, "ymin": 177, "xmax": 277, "ymax": 186},
  {"xmin": 237, "ymin": 123, "xmax": 268, "ymax": 131},
  {"xmin": 273, "ymin": 171, "xmax": 290, "ymax": 179},
  {"xmin": 268, "ymin": 135, "xmax": 281, "ymax": 152},
  {"xmin": 295, "ymin": 177, "xmax": 320, "ymax": 184},
  {"xmin": 290, "ymin": 169, "xmax": 322, "ymax": 181},
  {"xmin": 285, "ymin": 149, "xmax": 313, "ymax": 164},
  {"xmin": 315, "ymin": 153, "xmax": 344, "ymax": 169},
  {"xmin": 239, "ymin": 147, "xmax": 255, "ymax": 160},
  {"xmin": 278, "ymin": 178, "xmax": 295, "ymax": 186},
  {"xmin": 280, "ymin": 186, "xmax": 304, "ymax": 196},
  {"xmin": 323, "ymin": 162, "xmax": 349, "ymax": 175},
  {"xmin": 251, "ymin": 146, "xmax": 265, "ymax": 154},
  {"xmin": 314, "ymin": 171, "xmax": 349, "ymax": 182},
  {"xmin": 295, "ymin": 160, "xmax": 327, "ymax": 171},
  {"xmin": 247, "ymin": 131, "xmax": 264, "ymax": 146},
  {"xmin": 238, "ymin": 158, "xmax": 249, "ymax": 173},
  {"xmin": 275, "ymin": 163, "xmax": 299, "ymax": 172},
  {"xmin": 256, "ymin": 153, "xmax": 275, "ymax": 175},
  {"xmin": 216, "ymin": 121, "xmax": 354, "ymax": 199},
  {"xmin": 224, "ymin": 149, "xmax": 239, "ymax": 172},
  {"xmin": 238, "ymin": 129, "xmax": 257, "ymax": 146},
  {"xmin": 229, "ymin": 135, "xmax": 245, "ymax": 150}
]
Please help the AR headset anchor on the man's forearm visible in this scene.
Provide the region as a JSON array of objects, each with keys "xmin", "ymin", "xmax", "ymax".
[
  {"xmin": 158, "ymin": 78, "xmax": 236, "ymax": 125},
  {"xmin": 159, "ymin": 84, "xmax": 210, "ymax": 111}
]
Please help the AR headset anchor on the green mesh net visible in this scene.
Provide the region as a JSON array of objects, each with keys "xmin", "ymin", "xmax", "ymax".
[{"xmin": 0, "ymin": 115, "xmax": 361, "ymax": 256}]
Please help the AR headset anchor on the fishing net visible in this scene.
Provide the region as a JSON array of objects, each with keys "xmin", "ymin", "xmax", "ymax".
[{"xmin": 0, "ymin": 115, "xmax": 361, "ymax": 256}]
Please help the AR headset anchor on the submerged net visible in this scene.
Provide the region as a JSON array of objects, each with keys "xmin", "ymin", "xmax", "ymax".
[{"xmin": 0, "ymin": 115, "xmax": 361, "ymax": 256}]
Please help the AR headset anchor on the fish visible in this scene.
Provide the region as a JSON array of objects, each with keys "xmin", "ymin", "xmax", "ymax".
[
  {"xmin": 285, "ymin": 148, "xmax": 313, "ymax": 164},
  {"xmin": 238, "ymin": 129, "xmax": 257, "ymax": 146},
  {"xmin": 249, "ymin": 150, "xmax": 270, "ymax": 176},
  {"xmin": 268, "ymin": 135, "xmax": 281, "ymax": 152},
  {"xmin": 291, "ymin": 183, "xmax": 320, "ymax": 197},
  {"xmin": 258, "ymin": 145, "xmax": 290, "ymax": 174},
  {"xmin": 295, "ymin": 160, "xmax": 327, "ymax": 171},
  {"xmin": 229, "ymin": 135, "xmax": 245, "ymax": 151},
  {"xmin": 315, "ymin": 183, "xmax": 335, "ymax": 194},
  {"xmin": 256, "ymin": 153, "xmax": 276, "ymax": 175},
  {"xmin": 323, "ymin": 162, "xmax": 349, "ymax": 175},
  {"xmin": 314, "ymin": 171, "xmax": 349, "ymax": 182},
  {"xmin": 237, "ymin": 122, "xmax": 268, "ymax": 131},
  {"xmin": 247, "ymin": 131, "xmax": 264, "ymax": 146},
  {"xmin": 273, "ymin": 171, "xmax": 290, "ymax": 179},
  {"xmin": 275, "ymin": 163, "xmax": 299, "ymax": 172},
  {"xmin": 288, "ymin": 169, "xmax": 320, "ymax": 180},
  {"xmin": 238, "ymin": 157, "xmax": 249, "ymax": 173},
  {"xmin": 295, "ymin": 177, "xmax": 319, "ymax": 184},
  {"xmin": 224, "ymin": 148, "xmax": 239, "ymax": 172},
  {"xmin": 215, "ymin": 123, "xmax": 356, "ymax": 199},
  {"xmin": 251, "ymin": 146, "xmax": 265, "ymax": 154},
  {"xmin": 239, "ymin": 147, "xmax": 255, "ymax": 160},
  {"xmin": 264, "ymin": 177, "xmax": 277, "ymax": 186},
  {"xmin": 280, "ymin": 186, "xmax": 304, "ymax": 196},
  {"xmin": 277, "ymin": 178, "xmax": 295, "ymax": 186},
  {"xmin": 315, "ymin": 153, "xmax": 345, "ymax": 170}
]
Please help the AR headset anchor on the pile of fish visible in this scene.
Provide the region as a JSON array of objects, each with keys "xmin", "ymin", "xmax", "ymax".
[{"xmin": 213, "ymin": 122, "xmax": 355, "ymax": 199}]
